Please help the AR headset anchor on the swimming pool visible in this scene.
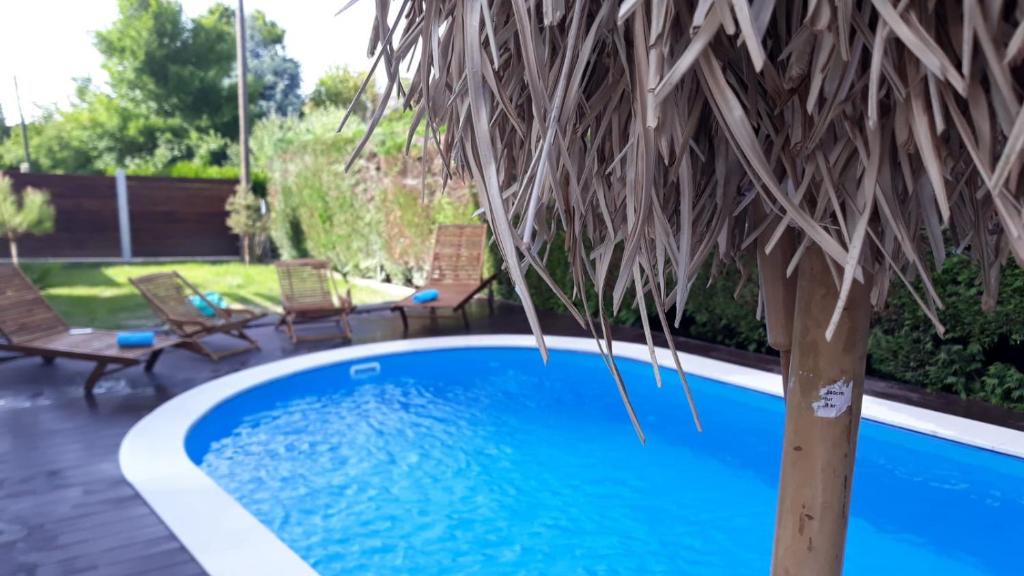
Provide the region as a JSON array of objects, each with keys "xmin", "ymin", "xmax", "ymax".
[{"xmin": 121, "ymin": 335, "xmax": 1024, "ymax": 575}]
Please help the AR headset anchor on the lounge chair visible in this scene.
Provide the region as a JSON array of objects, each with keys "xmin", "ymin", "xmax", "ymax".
[
  {"xmin": 0, "ymin": 265, "xmax": 182, "ymax": 394},
  {"xmin": 130, "ymin": 271, "xmax": 265, "ymax": 361},
  {"xmin": 393, "ymin": 224, "xmax": 498, "ymax": 331},
  {"xmin": 275, "ymin": 259, "xmax": 354, "ymax": 343}
]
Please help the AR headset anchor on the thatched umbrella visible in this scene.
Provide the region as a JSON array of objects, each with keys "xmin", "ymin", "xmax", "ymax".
[{"xmin": 345, "ymin": 1, "xmax": 1023, "ymax": 573}]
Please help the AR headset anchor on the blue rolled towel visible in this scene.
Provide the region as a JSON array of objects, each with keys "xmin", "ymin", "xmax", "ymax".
[
  {"xmin": 117, "ymin": 331, "xmax": 155, "ymax": 348},
  {"xmin": 412, "ymin": 288, "xmax": 439, "ymax": 304},
  {"xmin": 188, "ymin": 291, "xmax": 226, "ymax": 317}
]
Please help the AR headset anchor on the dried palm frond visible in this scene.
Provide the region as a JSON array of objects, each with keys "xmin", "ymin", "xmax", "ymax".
[{"xmin": 343, "ymin": 0, "xmax": 1024, "ymax": 440}]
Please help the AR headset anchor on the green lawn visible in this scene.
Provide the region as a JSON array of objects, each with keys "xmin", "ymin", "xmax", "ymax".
[{"xmin": 21, "ymin": 262, "xmax": 394, "ymax": 329}]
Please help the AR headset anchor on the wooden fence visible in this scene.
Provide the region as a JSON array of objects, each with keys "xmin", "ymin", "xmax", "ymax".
[{"xmin": 0, "ymin": 172, "xmax": 240, "ymax": 260}]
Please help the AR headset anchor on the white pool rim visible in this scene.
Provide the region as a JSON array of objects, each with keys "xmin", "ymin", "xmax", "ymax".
[{"xmin": 119, "ymin": 334, "xmax": 1024, "ymax": 576}]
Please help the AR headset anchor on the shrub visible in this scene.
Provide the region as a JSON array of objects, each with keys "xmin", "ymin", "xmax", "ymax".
[
  {"xmin": 515, "ymin": 239, "xmax": 1024, "ymax": 410},
  {"xmin": 258, "ymin": 107, "xmax": 478, "ymax": 280},
  {"xmin": 225, "ymin": 184, "xmax": 267, "ymax": 265},
  {"xmin": 123, "ymin": 161, "xmax": 268, "ymax": 196},
  {"xmin": 869, "ymin": 255, "xmax": 1024, "ymax": 408},
  {"xmin": 0, "ymin": 176, "xmax": 56, "ymax": 266},
  {"xmin": 681, "ymin": 266, "xmax": 771, "ymax": 354},
  {"xmin": 497, "ymin": 234, "xmax": 644, "ymax": 327}
]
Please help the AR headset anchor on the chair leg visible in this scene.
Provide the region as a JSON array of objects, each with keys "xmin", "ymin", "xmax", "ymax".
[
  {"xmin": 144, "ymin": 349, "xmax": 164, "ymax": 372},
  {"xmin": 228, "ymin": 329, "xmax": 261, "ymax": 349},
  {"xmin": 84, "ymin": 362, "xmax": 109, "ymax": 395},
  {"xmin": 179, "ymin": 339, "xmax": 220, "ymax": 361},
  {"xmin": 460, "ymin": 306, "xmax": 470, "ymax": 330},
  {"xmin": 341, "ymin": 314, "xmax": 353, "ymax": 339},
  {"xmin": 397, "ymin": 308, "xmax": 409, "ymax": 334},
  {"xmin": 488, "ymin": 284, "xmax": 495, "ymax": 315},
  {"xmin": 280, "ymin": 315, "xmax": 297, "ymax": 343}
]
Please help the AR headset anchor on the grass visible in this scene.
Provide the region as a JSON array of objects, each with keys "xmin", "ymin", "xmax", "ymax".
[{"xmin": 20, "ymin": 262, "xmax": 395, "ymax": 329}]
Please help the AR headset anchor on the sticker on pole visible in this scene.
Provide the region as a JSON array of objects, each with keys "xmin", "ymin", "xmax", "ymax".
[{"xmin": 811, "ymin": 379, "xmax": 853, "ymax": 418}]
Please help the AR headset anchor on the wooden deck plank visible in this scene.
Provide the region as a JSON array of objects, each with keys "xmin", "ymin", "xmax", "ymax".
[{"xmin": 2, "ymin": 303, "xmax": 1021, "ymax": 575}]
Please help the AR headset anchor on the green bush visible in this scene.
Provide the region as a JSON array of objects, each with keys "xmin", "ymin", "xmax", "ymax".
[
  {"xmin": 681, "ymin": 266, "xmax": 771, "ymax": 354},
  {"xmin": 497, "ymin": 234, "xmax": 644, "ymax": 327},
  {"xmin": 257, "ymin": 107, "xmax": 478, "ymax": 281},
  {"xmin": 869, "ymin": 256, "xmax": 1024, "ymax": 409},
  {"xmin": 123, "ymin": 160, "xmax": 268, "ymax": 196},
  {"xmin": 517, "ymin": 242, "xmax": 1024, "ymax": 410}
]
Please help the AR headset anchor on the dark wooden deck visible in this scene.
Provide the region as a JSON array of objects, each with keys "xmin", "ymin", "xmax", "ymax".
[{"xmin": 2, "ymin": 301, "xmax": 1021, "ymax": 575}]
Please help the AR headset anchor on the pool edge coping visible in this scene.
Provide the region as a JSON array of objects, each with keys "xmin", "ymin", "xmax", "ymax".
[{"xmin": 119, "ymin": 334, "xmax": 1024, "ymax": 576}]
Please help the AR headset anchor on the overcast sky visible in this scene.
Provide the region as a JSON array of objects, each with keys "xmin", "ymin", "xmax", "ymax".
[{"xmin": 0, "ymin": 0, "xmax": 382, "ymax": 121}]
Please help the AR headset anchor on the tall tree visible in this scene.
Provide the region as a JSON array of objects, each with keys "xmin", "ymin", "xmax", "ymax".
[
  {"xmin": 1, "ymin": 1, "xmax": 300, "ymax": 175},
  {"xmin": 247, "ymin": 10, "xmax": 302, "ymax": 117},
  {"xmin": 0, "ymin": 176, "xmax": 55, "ymax": 266},
  {"xmin": 95, "ymin": 0, "xmax": 237, "ymax": 136},
  {"xmin": 0, "ymin": 104, "xmax": 9, "ymax": 141},
  {"xmin": 95, "ymin": 1, "xmax": 300, "ymax": 138}
]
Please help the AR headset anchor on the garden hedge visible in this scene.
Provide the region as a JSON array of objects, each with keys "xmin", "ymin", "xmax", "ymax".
[
  {"xmin": 504, "ymin": 239, "xmax": 1024, "ymax": 411},
  {"xmin": 257, "ymin": 108, "xmax": 478, "ymax": 283}
]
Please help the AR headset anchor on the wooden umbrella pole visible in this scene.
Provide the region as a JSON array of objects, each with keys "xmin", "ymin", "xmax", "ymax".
[
  {"xmin": 770, "ymin": 246, "xmax": 872, "ymax": 576},
  {"xmin": 756, "ymin": 210, "xmax": 797, "ymax": 391}
]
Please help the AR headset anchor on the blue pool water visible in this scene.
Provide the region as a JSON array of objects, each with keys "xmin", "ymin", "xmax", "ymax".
[{"xmin": 188, "ymin": 348, "xmax": 1024, "ymax": 575}]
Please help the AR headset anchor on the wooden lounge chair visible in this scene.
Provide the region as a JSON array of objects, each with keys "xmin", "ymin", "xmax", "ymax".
[
  {"xmin": 130, "ymin": 271, "xmax": 265, "ymax": 361},
  {"xmin": 0, "ymin": 265, "xmax": 182, "ymax": 394},
  {"xmin": 275, "ymin": 259, "xmax": 354, "ymax": 343},
  {"xmin": 393, "ymin": 224, "xmax": 498, "ymax": 331}
]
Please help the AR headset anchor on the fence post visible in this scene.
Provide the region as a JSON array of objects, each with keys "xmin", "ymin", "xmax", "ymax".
[{"xmin": 115, "ymin": 169, "xmax": 133, "ymax": 260}]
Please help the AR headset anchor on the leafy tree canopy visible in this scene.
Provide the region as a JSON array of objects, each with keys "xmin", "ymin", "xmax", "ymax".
[
  {"xmin": 248, "ymin": 10, "xmax": 302, "ymax": 117},
  {"xmin": 0, "ymin": 104, "xmax": 9, "ymax": 141},
  {"xmin": 0, "ymin": 0, "xmax": 300, "ymax": 175},
  {"xmin": 96, "ymin": 0, "xmax": 236, "ymax": 134}
]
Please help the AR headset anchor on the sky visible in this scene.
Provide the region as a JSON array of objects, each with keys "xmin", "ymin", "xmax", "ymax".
[{"xmin": 0, "ymin": 0, "xmax": 381, "ymax": 122}]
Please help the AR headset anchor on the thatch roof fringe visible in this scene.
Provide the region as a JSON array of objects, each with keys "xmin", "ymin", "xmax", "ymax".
[{"xmin": 346, "ymin": 0, "xmax": 1024, "ymax": 437}]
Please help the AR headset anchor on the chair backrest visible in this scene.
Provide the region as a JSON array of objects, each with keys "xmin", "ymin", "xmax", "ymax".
[
  {"xmin": 0, "ymin": 265, "xmax": 69, "ymax": 344},
  {"xmin": 427, "ymin": 224, "xmax": 488, "ymax": 284},
  {"xmin": 275, "ymin": 259, "xmax": 340, "ymax": 310},
  {"xmin": 130, "ymin": 271, "xmax": 215, "ymax": 324}
]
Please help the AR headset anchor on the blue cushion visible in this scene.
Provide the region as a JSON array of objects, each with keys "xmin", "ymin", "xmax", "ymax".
[
  {"xmin": 412, "ymin": 289, "xmax": 439, "ymax": 304},
  {"xmin": 117, "ymin": 331, "xmax": 155, "ymax": 348}
]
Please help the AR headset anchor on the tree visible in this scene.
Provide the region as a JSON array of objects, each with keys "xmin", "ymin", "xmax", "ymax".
[
  {"xmin": 95, "ymin": 1, "xmax": 301, "ymax": 139},
  {"xmin": 0, "ymin": 1, "xmax": 299, "ymax": 175},
  {"xmin": 306, "ymin": 67, "xmax": 378, "ymax": 118},
  {"xmin": 225, "ymin": 183, "xmax": 265, "ymax": 264},
  {"xmin": 248, "ymin": 10, "xmax": 302, "ymax": 117},
  {"xmin": 0, "ymin": 92, "xmax": 212, "ymax": 175},
  {"xmin": 0, "ymin": 104, "xmax": 9, "ymax": 142},
  {"xmin": 0, "ymin": 176, "xmax": 55, "ymax": 266},
  {"xmin": 95, "ymin": 0, "xmax": 237, "ymax": 136}
]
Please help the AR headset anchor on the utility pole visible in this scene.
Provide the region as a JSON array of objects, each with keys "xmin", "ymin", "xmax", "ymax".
[
  {"xmin": 13, "ymin": 76, "xmax": 31, "ymax": 172},
  {"xmin": 235, "ymin": 0, "xmax": 250, "ymax": 193}
]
